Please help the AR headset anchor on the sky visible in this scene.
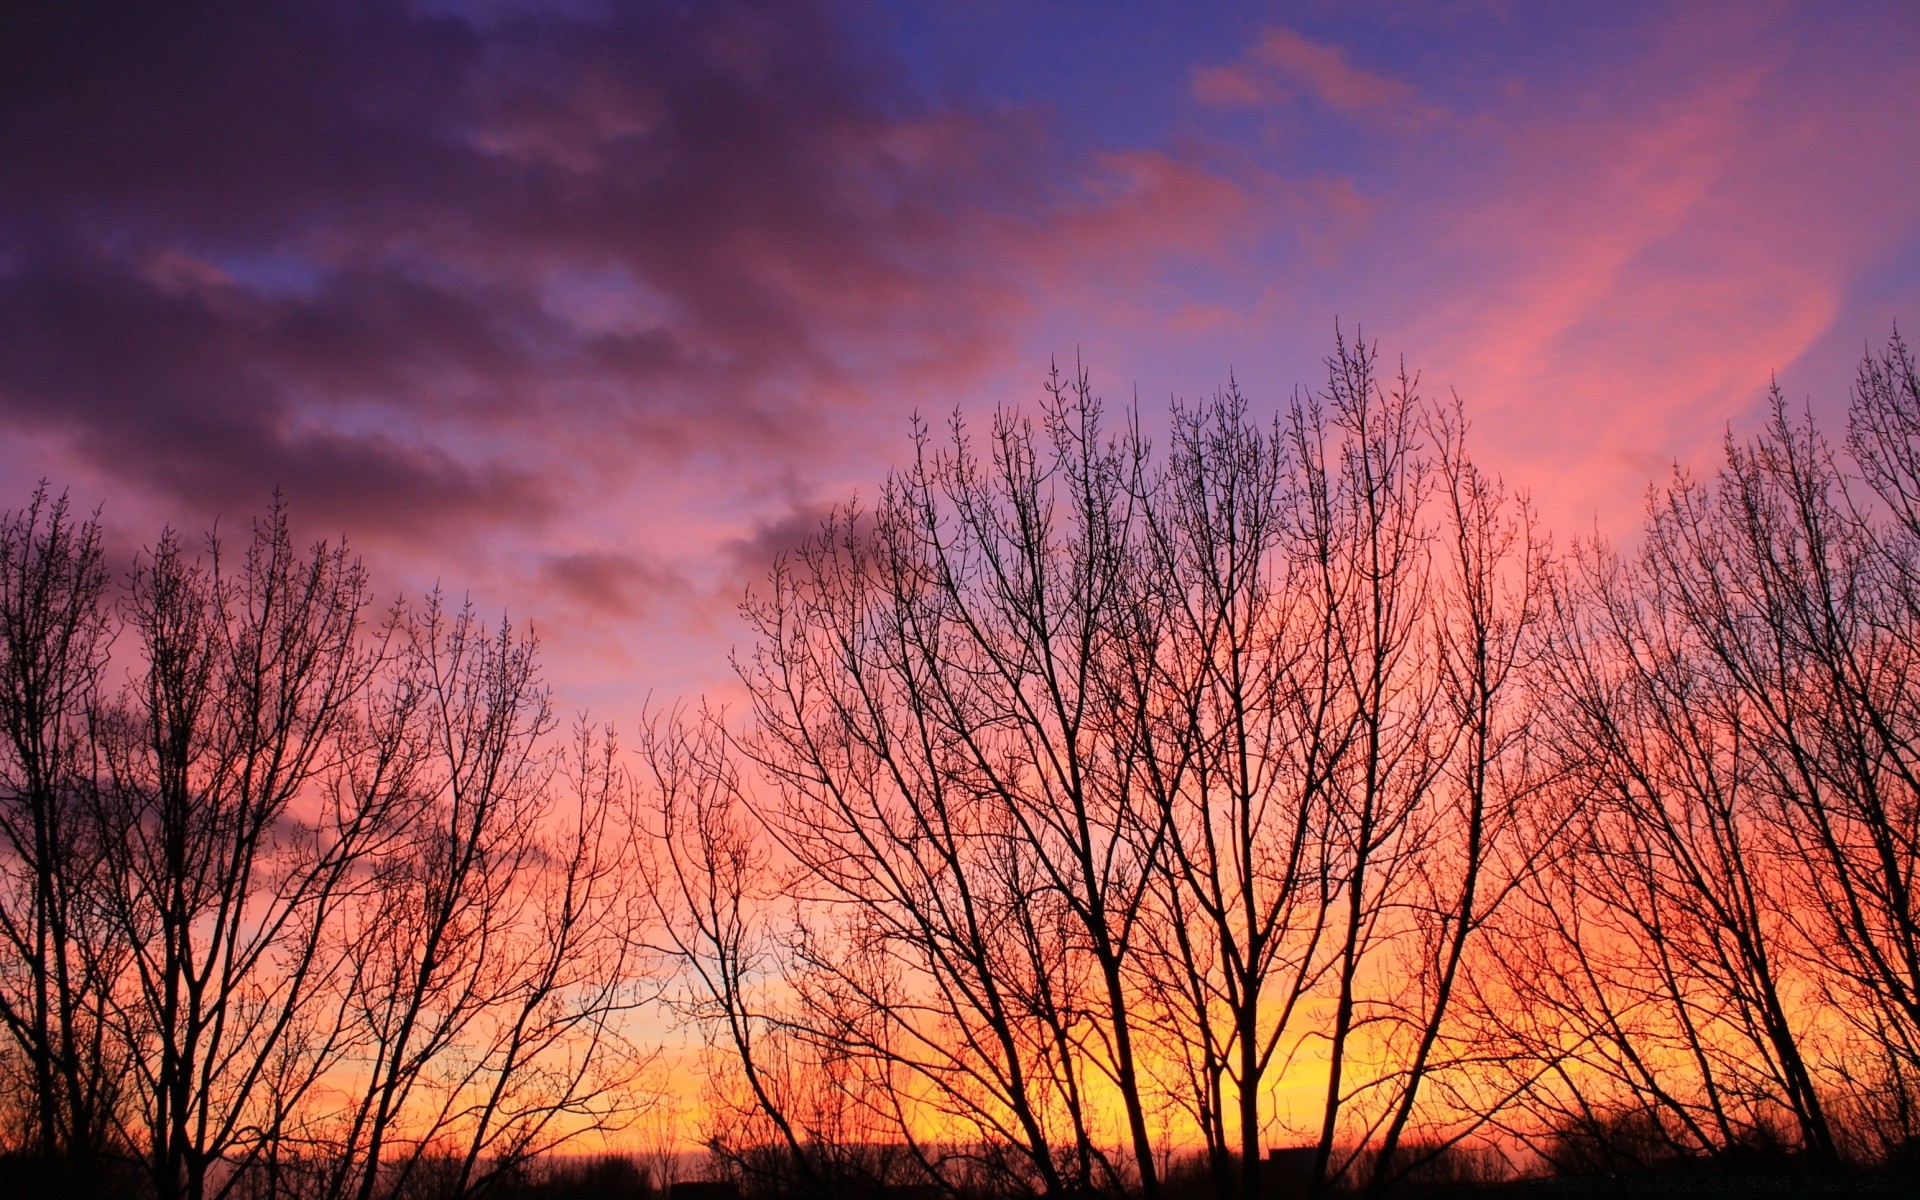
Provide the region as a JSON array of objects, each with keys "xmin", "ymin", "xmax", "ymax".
[{"xmin": 2, "ymin": 0, "xmax": 1917, "ymax": 719}]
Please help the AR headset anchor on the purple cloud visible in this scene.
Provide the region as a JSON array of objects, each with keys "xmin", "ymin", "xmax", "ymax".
[{"xmin": 0, "ymin": 0, "xmax": 1171, "ymax": 543}]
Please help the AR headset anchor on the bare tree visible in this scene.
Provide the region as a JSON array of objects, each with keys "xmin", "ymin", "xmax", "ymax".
[
  {"xmin": 1364, "ymin": 400, "xmax": 1549, "ymax": 1193},
  {"xmin": 735, "ymin": 367, "xmax": 1166, "ymax": 1199},
  {"xmin": 634, "ymin": 704, "xmax": 829, "ymax": 1190},
  {"xmin": 1123, "ymin": 382, "xmax": 1341, "ymax": 1200},
  {"xmin": 95, "ymin": 502, "xmax": 394, "ymax": 1200},
  {"xmin": 1477, "ymin": 489, "xmax": 1829, "ymax": 1166},
  {"xmin": 320, "ymin": 596, "xmax": 648, "ymax": 1200},
  {"xmin": 0, "ymin": 485, "xmax": 121, "ymax": 1167},
  {"xmin": 0, "ymin": 490, "xmax": 665, "ymax": 1199},
  {"xmin": 1480, "ymin": 338, "xmax": 1920, "ymax": 1169},
  {"xmin": 719, "ymin": 338, "xmax": 1552, "ymax": 1199}
]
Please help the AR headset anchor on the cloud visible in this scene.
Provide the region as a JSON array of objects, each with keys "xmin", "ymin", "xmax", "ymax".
[
  {"xmin": 0, "ymin": 245, "xmax": 558, "ymax": 537},
  {"xmin": 0, "ymin": 2, "xmax": 1246, "ymax": 543},
  {"xmin": 0, "ymin": 0, "xmax": 1309, "ymax": 712},
  {"xmin": 541, "ymin": 549, "xmax": 690, "ymax": 620},
  {"xmin": 721, "ymin": 499, "xmax": 843, "ymax": 581},
  {"xmin": 1193, "ymin": 26, "xmax": 1436, "ymax": 127},
  {"xmin": 1370, "ymin": 3, "xmax": 1920, "ymax": 535}
]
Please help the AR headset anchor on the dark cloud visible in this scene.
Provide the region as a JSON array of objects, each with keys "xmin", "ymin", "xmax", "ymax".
[
  {"xmin": 541, "ymin": 549, "xmax": 688, "ymax": 620},
  {"xmin": 0, "ymin": 244, "xmax": 556, "ymax": 533},
  {"xmin": 721, "ymin": 498, "xmax": 843, "ymax": 580},
  {"xmin": 0, "ymin": 0, "xmax": 1059, "ymax": 540}
]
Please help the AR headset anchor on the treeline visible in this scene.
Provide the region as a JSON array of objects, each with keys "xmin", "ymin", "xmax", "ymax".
[
  {"xmin": 0, "ymin": 498, "xmax": 654, "ymax": 1200},
  {"xmin": 4, "ymin": 333, "xmax": 1920, "ymax": 1200},
  {"xmin": 644, "ymin": 332, "xmax": 1920, "ymax": 1199}
]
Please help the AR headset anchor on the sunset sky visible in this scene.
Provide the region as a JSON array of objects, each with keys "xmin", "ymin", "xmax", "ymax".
[{"xmin": 3, "ymin": 0, "xmax": 1917, "ymax": 717}]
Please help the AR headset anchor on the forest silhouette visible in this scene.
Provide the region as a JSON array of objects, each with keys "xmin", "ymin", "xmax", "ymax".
[{"xmin": 5, "ymin": 332, "xmax": 1920, "ymax": 1200}]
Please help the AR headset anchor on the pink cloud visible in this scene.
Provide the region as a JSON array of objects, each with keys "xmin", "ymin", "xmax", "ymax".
[
  {"xmin": 1028, "ymin": 149, "xmax": 1273, "ymax": 275},
  {"xmin": 1194, "ymin": 26, "xmax": 1437, "ymax": 127},
  {"xmin": 1372, "ymin": 9, "xmax": 1920, "ymax": 537}
]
